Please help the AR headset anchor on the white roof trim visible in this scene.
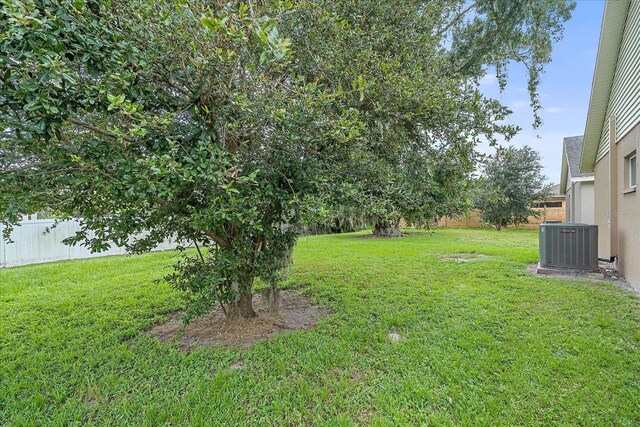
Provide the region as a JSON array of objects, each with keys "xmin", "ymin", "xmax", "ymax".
[
  {"xmin": 580, "ymin": 0, "xmax": 631, "ymax": 173},
  {"xmin": 560, "ymin": 148, "xmax": 569, "ymax": 194},
  {"xmin": 571, "ymin": 176, "xmax": 595, "ymax": 183}
]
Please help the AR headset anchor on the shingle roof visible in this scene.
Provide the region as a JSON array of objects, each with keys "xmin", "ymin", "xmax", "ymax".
[{"xmin": 564, "ymin": 136, "xmax": 594, "ymax": 179}]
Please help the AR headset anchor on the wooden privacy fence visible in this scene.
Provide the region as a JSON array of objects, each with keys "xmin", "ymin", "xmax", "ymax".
[
  {"xmin": 437, "ymin": 205, "xmax": 565, "ymax": 229},
  {"xmin": 0, "ymin": 219, "xmax": 175, "ymax": 268}
]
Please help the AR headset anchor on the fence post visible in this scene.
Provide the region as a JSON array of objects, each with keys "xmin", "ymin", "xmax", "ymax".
[
  {"xmin": 67, "ymin": 220, "xmax": 73, "ymax": 261},
  {"xmin": 0, "ymin": 223, "xmax": 5, "ymax": 268}
]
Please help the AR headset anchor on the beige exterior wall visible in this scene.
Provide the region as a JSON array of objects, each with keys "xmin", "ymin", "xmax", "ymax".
[
  {"xmin": 614, "ymin": 124, "xmax": 640, "ymax": 288},
  {"xmin": 594, "ymin": 123, "xmax": 640, "ymax": 289},
  {"xmin": 566, "ymin": 181, "xmax": 595, "ymax": 224},
  {"xmin": 594, "ymin": 152, "xmax": 612, "ymax": 259},
  {"xmin": 580, "ymin": 182, "xmax": 595, "ymax": 224},
  {"xmin": 584, "ymin": 1, "xmax": 640, "ymax": 289}
]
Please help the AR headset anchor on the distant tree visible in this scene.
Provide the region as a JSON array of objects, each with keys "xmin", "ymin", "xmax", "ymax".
[{"xmin": 474, "ymin": 146, "xmax": 550, "ymax": 230}]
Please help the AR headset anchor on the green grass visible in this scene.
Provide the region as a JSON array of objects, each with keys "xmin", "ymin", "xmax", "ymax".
[{"xmin": 2, "ymin": 228, "xmax": 640, "ymax": 426}]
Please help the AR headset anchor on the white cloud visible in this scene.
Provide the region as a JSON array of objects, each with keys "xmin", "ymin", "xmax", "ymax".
[
  {"xmin": 479, "ymin": 73, "xmax": 498, "ymax": 88},
  {"xmin": 510, "ymin": 100, "xmax": 531, "ymax": 111},
  {"xmin": 545, "ymin": 107, "xmax": 565, "ymax": 114}
]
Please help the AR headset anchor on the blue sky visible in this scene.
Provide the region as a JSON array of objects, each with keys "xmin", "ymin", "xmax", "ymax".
[{"xmin": 479, "ymin": 0, "xmax": 605, "ymax": 184}]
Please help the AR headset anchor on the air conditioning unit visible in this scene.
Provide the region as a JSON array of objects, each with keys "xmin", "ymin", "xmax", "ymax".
[{"xmin": 539, "ymin": 223, "xmax": 598, "ymax": 271}]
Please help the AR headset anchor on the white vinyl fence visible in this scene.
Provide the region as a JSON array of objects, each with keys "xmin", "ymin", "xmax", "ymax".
[{"xmin": 0, "ymin": 219, "xmax": 176, "ymax": 268}]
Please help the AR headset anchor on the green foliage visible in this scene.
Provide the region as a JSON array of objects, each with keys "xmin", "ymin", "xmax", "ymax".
[
  {"xmin": 0, "ymin": 0, "xmax": 341, "ymax": 318},
  {"xmin": 282, "ymin": 1, "xmax": 524, "ymax": 234},
  {"xmin": 2, "ymin": 230, "xmax": 640, "ymax": 425},
  {"xmin": 443, "ymin": 0, "xmax": 576, "ymax": 128},
  {"xmin": 474, "ymin": 145, "xmax": 551, "ymax": 230},
  {"xmin": 0, "ymin": 0, "xmax": 574, "ymax": 316},
  {"xmin": 281, "ymin": 0, "xmax": 573, "ymax": 233}
]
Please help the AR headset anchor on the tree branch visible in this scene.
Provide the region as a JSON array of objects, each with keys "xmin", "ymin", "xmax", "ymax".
[
  {"xmin": 456, "ymin": 4, "xmax": 521, "ymax": 74},
  {"xmin": 204, "ymin": 231, "xmax": 229, "ymax": 248},
  {"xmin": 437, "ymin": 2, "xmax": 477, "ymax": 37},
  {"xmin": 68, "ymin": 117, "xmax": 135, "ymax": 143}
]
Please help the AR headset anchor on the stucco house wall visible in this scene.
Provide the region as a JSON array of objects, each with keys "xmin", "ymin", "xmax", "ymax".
[
  {"xmin": 580, "ymin": 182, "xmax": 595, "ymax": 224},
  {"xmin": 614, "ymin": 123, "xmax": 640, "ymax": 285},
  {"xmin": 593, "ymin": 152, "xmax": 611, "ymax": 259},
  {"xmin": 591, "ymin": 120, "xmax": 640, "ymax": 289},
  {"xmin": 566, "ymin": 181, "xmax": 595, "ymax": 224},
  {"xmin": 580, "ymin": 0, "xmax": 640, "ymax": 289}
]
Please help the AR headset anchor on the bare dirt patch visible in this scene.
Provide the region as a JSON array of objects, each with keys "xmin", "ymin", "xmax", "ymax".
[
  {"xmin": 148, "ymin": 289, "xmax": 327, "ymax": 351},
  {"xmin": 442, "ymin": 252, "xmax": 489, "ymax": 262},
  {"xmin": 351, "ymin": 230, "xmax": 436, "ymax": 239},
  {"xmin": 355, "ymin": 233, "xmax": 408, "ymax": 239}
]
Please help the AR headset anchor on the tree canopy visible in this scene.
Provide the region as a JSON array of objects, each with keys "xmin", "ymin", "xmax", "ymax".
[
  {"xmin": 2, "ymin": 0, "xmax": 337, "ymax": 318},
  {"xmin": 281, "ymin": 0, "xmax": 575, "ymax": 235},
  {"xmin": 443, "ymin": 0, "xmax": 576, "ymax": 128}
]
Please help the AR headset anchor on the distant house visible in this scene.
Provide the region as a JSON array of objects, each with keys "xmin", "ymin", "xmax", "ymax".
[
  {"xmin": 560, "ymin": 136, "xmax": 594, "ymax": 223},
  {"xmin": 579, "ymin": 0, "xmax": 640, "ymax": 288}
]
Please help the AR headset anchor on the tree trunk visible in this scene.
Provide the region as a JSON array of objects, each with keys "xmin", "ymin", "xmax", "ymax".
[
  {"xmin": 373, "ymin": 220, "xmax": 403, "ymax": 237},
  {"xmin": 228, "ymin": 289, "xmax": 257, "ymax": 319},
  {"xmin": 262, "ymin": 285, "xmax": 282, "ymax": 314}
]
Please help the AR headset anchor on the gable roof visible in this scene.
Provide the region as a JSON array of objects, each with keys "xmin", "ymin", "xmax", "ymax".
[
  {"xmin": 579, "ymin": 0, "xmax": 631, "ymax": 173},
  {"xmin": 566, "ymin": 136, "xmax": 592, "ymax": 178},
  {"xmin": 561, "ymin": 135, "xmax": 594, "ymax": 194}
]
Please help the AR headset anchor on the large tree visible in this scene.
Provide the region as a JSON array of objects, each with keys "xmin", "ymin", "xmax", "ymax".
[
  {"xmin": 1, "ymin": 0, "xmax": 358, "ymax": 319},
  {"xmin": 283, "ymin": 0, "xmax": 531, "ymax": 237},
  {"xmin": 473, "ymin": 146, "xmax": 550, "ymax": 230},
  {"xmin": 282, "ymin": 0, "xmax": 575, "ymax": 237},
  {"xmin": 0, "ymin": 0, "xmax": 572, "ymax": 319}
]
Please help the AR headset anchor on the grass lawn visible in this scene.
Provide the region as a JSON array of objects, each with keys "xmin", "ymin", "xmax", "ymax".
[{"xmin": 1, "ymin": 228, "xmax": 640, "ymax": 426}]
